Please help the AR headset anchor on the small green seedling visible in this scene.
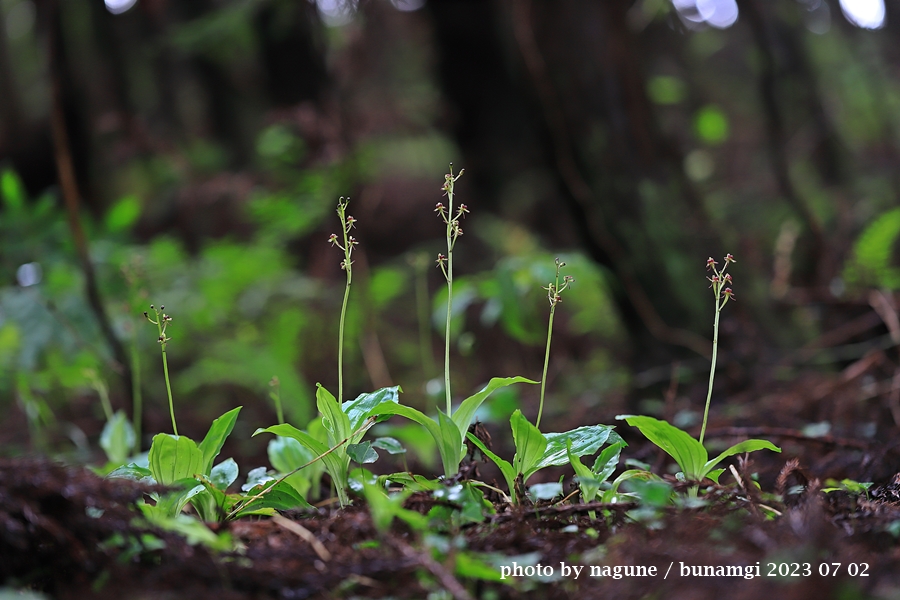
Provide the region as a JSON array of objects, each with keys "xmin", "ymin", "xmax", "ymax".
[
  {"xmin": 371, "ymin": 168, "xmax": 537, "ymax": 478},
  {"xmin": 567, "ymin": 439, "xmax": 626, "ymax": 507},
  {"xmin": 616, "ymin": 414, "xmax": 779, "ymax": 487},
  {"xmin": 823, "ymin": 478, "xmax": 873, "ymax": 500},
  {"xmin": 255, "ymin": 385, "xmax": 402, "ymax": 507},
  {"xmin": 619, "ymin": 255, "xmax": 780, "ymax": 495},
  {"xmin": 466, "ymin": 410, "xmax": 624, "ymax": 504}
]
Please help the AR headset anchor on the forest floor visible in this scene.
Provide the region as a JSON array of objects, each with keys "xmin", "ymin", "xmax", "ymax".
[{"xmin": 3, "ymin": 361, "xmax": 900, "ymax": 600}]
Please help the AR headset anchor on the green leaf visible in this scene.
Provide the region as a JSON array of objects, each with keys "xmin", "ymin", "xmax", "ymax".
[
  {"xmin": 368, "ymin": 403, "xmax": 456, "ymax": 475},
  {"xmin": 529, "ymin": 481, "xmax": 563, "ymax": 501},
  {"xmin": 198, "ymin": 407, "xmax": 242, "ymax": 476},
  {"xmin": 344, "ymin": 386, "xmax": 402, "ymax": 434},
  {"xmin": 254, "ymin": 423, "xmax": 342, "ymax": 474},
  {"xmin": 510, "ymin": 410, "xmax": 546, "ymax": 481},
  {"xmin": 267, "ymin": 436, "xmax": 320, "ymax": 498},
  {"xmin": 100, "ymin": 410, "xmax": 136, "ymax": 465},
  {"xmin": 148, "ymin": 434, "xmax": 204, "ymax": 486},
  {"xmin": 618, "ymin": 415, "xmax": 707, "ymax": 480},
  {"xmin": 242, "ymin": 466, "xmax": 276, "ymax": 492},
  {"xmin": 567, "ymin": 440, "xmax": 600, "ymax": 503},
  {"xmin": 530, "ymin": 424, "xmax": 622, "ymax": 479},
  {"xmin": 437, "ymin": 410, "xmax": 463, "ymax": 475},
  {"xmin": 316, "ymin": 384, "xmax": 351, "ymax": 445},
  {"xmin": 466, "ymin": 433, "xmax": 516, "ymax": 503},
  {"xmin": 348, "ymin": 442, "xmax": 379, "ymax": 464},
  {"xmin": 706, "ymin": 468, "xmax": 725, "ymax": 484},
  {"xmin": 382, "ymin": 472, "xmax": 441, "ymax": 491},
  {"xmin": 152, "ymin": 478, "xmax": 206, "ymax": 517},
  {"xmin": 238, "ymin": 478, "xmax": 313, "ymax": 514},
  {"xmin": 593, "ymin": 441, "xmax": 626, "ymax": 481},
  {"xmin": 253, "ymin": 423, "xmax": 348, "ymax": 505},
  {"xmin": 452, "ymin": 377, "xmax": 538, "ymax": 440},
  {"xmin": 104, "ymin": 195, "xmax": 142, "ymax": 232},
  {"xmin": 210, "ymin": 458, "xmax": 239, "ymax": 490},
  {"xmin": 107, "ymin": 463, "xmax": 153, "ymax": 483},
  {"xmin": 372, "ymin": 437, "xmax": 406, "ymax": 454},
  {"xmin": 704, "ymin": 439, "xmax": 781, "ymax": 474}
]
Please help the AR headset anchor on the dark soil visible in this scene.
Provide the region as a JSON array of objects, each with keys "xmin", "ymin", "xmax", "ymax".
[{"xmin": 4, "ymin": 364, "xmax": 900, "ymax": 599}]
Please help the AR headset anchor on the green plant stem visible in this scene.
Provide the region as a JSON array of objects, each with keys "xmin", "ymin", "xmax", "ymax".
[
  {"xmin": 336, "ymin": 199, "xmax": 353, "ymax": 404},
  {"xmin": 338, "ymin": 278, "xmax": 350, "ymax": 403},
  {"xmin": 699, "ymin": 301, "xmax": 721, "ymax": 446},
  {"xmin": 537, "ymin": 305, "xmax": 556, "ymax": 430},
  {"xmin": 444, "ymin": 246, "xmax": 453, "ymax": 415},
  {"xmin": 161, "ymin": 346, "xmax": 177, "ymax": 436}
]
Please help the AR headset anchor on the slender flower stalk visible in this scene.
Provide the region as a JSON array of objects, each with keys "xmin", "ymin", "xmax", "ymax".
[
  {"xmin": 435, "ymin": 165, "xmax": 466, "ymax": 415},
  {"xmin": 699, "ymin": 254, "xmax": 736, "ymax": 446},
  {"xmin": 144, "ymin": 304, "xmax": 177, "ymax": 436},
  {"xmin": 537, "ymin": 258, "xmax": 573, "ymax": 429},
  {"xmin": 269, "ymin": 376, "xmax": 284, "ymax": 425},
  {"xmin": 329, "ymin": 197, "xmax": 358, "ymax": 403}
]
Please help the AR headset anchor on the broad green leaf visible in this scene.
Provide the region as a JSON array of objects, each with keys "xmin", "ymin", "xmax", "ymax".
[
  {"xmin": 316, "ymin": 384, "xmax": 351, "ymax": 445},
  {"xmin": 510, "ymin": 410, "xmax": 546, "ymax": 481},
  {"xmin": 152, "ymin": 478, "xmax": 206, "ymax": 517},
  {"xmin": 210, "ymin": 458, "xmax": 239, "ymax": 490},
  {"xmin": 372, "ymin": 437, "xmax": 406, "ymax": 454},
  {"xmin": 238, "ymin": 478, "xmax": 313, "ymax": 513},
  {"xmin": 466, "ymin": 433, "xmax": 516, "ymax": 502},
  {"xmin": 267, "ymin": 436, "xmax": 320, "ymax": 498},
  {"xmin": 529, "ymin": 481, "xmax": 563, "ymax": 501},
  {"xmin": 603, "ymin": 469, "xmax": 659, "ymax": 502},
  {"xmin": 268, "ymin": 435, "xmax": 316, "ymax": 472},
  {"xmin": 451, "ymin": 376, "xmax": 538, "ymax": 440},
  {"xmin": 618, "ymin": 415, "xmax": 707, "ymax": 480},
  {"xmin": 437, "ymin": 410, "xmax": 463, "ymax": 475},
  {"xmin": 704, "ymin": 439, "xmax": 781, "ymax": 474},
  {"xmin": 242, "ymin": 466, "xmax": 276, "ymax": 492},
  {"xmin": 382, "ymin": 472, "xmax": 441, "ymax": 491},
  {"xmin": 107, "ymin": 463, "xmax": 153, "ymax": 483},
  {"xmin": 100, "ymin": 410, "xmax": 136, "ymax": 465},
  {"xmin": 253, "ymin": 423, "xmax": 344, "ymax": 488},
  {"xmin": 347, "ymin": 442, "xmax": 379, "ymax": 464},
  {"xmin": 367, "ymin": 403, "xmax": 455, "ymax": 475},
  {"xmin": 343, "ymin": 386, "xmax": 401, "ymax": 435},
  {"xmin": 149, "ymin": 434, "xmax": 204, "ymax": 485},
  {"xmin": 196, "ymin": 476, "xmax": 228, "ymax": 516},
  {"xmin": 198, "ymin": 407, "xmax": 242, "ymax": 476},
  {"xmin": 538, "ymin": 425, "xmax": 623, "ymax": 475},
  {"xmin": 706, "ymin": 468, "xmax": 725, "ymax": 484}
]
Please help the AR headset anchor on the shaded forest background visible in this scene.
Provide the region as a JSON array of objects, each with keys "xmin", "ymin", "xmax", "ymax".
[{"xmin": 2, "ymin": 0, "xmax": 900, "ymax": 466}]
